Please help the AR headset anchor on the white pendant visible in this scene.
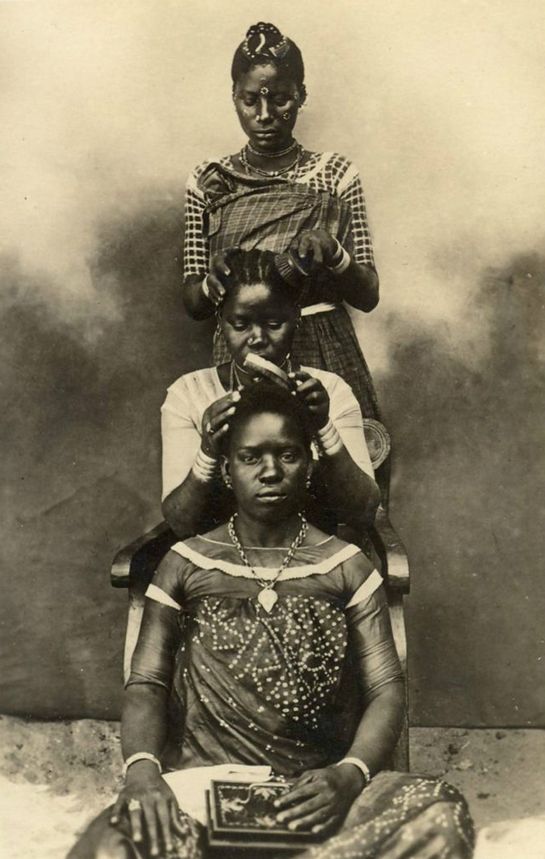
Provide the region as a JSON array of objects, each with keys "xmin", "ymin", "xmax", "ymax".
[{"xmin": 257, "ymin": 588, "xmax": 278, "ymax": 613}]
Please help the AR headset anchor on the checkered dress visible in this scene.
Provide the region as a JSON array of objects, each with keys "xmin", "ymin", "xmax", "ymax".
[{"xmin": 184, "ymin": 151, "xmax": 380, "ymax": 418}]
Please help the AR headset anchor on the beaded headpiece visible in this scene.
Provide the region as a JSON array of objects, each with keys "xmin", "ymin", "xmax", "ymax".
[{"xmin": 241, "ymin": 22, "xmax": 291, "ymax": 61}]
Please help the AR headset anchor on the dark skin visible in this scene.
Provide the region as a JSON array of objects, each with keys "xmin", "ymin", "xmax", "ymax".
[
  {"xmin": 114, "ymin": 412, "xmax": 404, "ymax": 852},
  {"xmin": 182, "ymin": 62, "xmax": 379, "ymax": 319},
  {"xmin": 162, "ymin": 280, "xmax": 380, "ymax": 537}
]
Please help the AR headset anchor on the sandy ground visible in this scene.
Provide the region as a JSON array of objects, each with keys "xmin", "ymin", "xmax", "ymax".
[{"xmin": 0, "ymin": 716, "xmax": 544, "ymax": 857}]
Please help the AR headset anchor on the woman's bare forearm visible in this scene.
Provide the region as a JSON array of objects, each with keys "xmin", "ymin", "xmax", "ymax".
[
  {"xmin": 182, "ymin": 274, "xmax": 215, "ymax": 320},
  {"xmin": 335, "ymin": 262, "xmax": 379, "ymax": 312},
  {"xmin": 320, "ymin": 448, "xmax": 380, "ymax": 528},
  {"xmin": 344, "ymin": 680, "xmax": 405, "ymax": 775},
  {"xmin": 121, "ymin": 684, "xmax": 170, "ymax": 761},
  {"xmin": 162, "ymin": 471, "xmax": 214, "ymax": 538}
]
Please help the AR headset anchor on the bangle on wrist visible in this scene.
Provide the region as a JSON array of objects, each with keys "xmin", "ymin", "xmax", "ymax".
[
  {"xmin": 335, "ymin": 757, "xmax": 372, "ymax": 789},
  {"xmin": 122, "ymin": 752, "xmax": 162, "ymax": 779},
  {"xmin": 316, "ymin": 419, "xmax": 343, "ymax": 456},
  {"xmin": 201, "ymin": 275, "xmax": 212, "ymax": 300},
  {"xmin": 328, "ymin": 240, "xmax": 351, "ymax": 275},
  {"xmin": 191, "ymin": 447, "xmax": 217, "ymax": 482}
]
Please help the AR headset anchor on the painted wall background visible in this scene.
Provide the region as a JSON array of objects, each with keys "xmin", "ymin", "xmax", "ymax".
[{"xmin": 1, "ymin": 0, "xmax": 544, "ymax": 725}]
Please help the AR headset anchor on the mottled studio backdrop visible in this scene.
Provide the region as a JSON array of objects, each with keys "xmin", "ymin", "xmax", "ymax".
[{"xmin": 1, "ymin": 0, "xmax": 544, "ymax": 725}]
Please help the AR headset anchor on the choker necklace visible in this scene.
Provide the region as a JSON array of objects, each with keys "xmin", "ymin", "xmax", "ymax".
[
  {"xmin": 246, "ymin": 139, "xmax": 298, "ymax": 159},
  {"xmin": 240, "ymin": 144, "xmax": 302, "ymax": 178},
  {"xmin": 227, "ymin": 512, "xmax": 308, "ymax": 613}
]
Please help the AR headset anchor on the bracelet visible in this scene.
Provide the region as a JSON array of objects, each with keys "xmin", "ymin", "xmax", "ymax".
[
  {"xmin": 335, "ymin": 757, "xmax": 372, "ymax": 788},
  {"xmin": 122, "ymin": 752, "xmax": 162, "ymax": 779},
  {"xmin": 316, "ymin": 419, "xmax": 343, "ymax": 456},
  {"xmin": 191, "ymin": 447, "xmax": 217, "ymax": 482},
  {"xmin": 201, "ymin": 275, "xmax": 212, "ymax": 300},
  {"xmin": 328, "ymin": 240, "xmax": 351, "ymax": 275}
]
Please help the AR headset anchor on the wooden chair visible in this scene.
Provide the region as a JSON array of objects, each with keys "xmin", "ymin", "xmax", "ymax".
[{"xmin": 111, "ymin": 423, "xmax": 410, "ymax": 770}]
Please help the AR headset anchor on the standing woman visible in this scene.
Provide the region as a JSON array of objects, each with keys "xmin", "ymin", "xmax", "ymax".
[{"xmin": 182, "ymin": 21, "xmax": 381, "ymax": 419}]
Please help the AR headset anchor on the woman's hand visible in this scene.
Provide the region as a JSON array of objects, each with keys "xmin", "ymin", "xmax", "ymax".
[
  {"xmin": 289, "ymin": 371, "xmax": 330, "ymax": 431},
  {"xmin": 291, "ymin": 229, "xmax": 339, "ymax": 272},
  {"xmin": 200, "ymin": 391, "xmax": 241, "ymax": 457},
  {"xmin": 204, "ymin": 251, "xmax": 233, "ymax": 305},
  {"xmin": 275, "ymin": 766, "xmax": 364, "ymax": 835},
  {"xmin": 110, "ymin": 763, "xmax": 186, "ymax": 856}
]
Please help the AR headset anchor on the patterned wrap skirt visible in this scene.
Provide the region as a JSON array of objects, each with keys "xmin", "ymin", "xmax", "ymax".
[{"xmin": 68, "ymin": 771, "xmax": 474, "ymax": 858}]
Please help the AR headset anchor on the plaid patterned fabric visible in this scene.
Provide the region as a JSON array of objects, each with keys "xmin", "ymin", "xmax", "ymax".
[
  {"xmin": 193, "ymin": 154, "xmax": 381, "ymax": 423},
  {"xmin": 183, "ymin": 151, "xmax": 375, "ymax": 278},
  {"xmin": 205, "ymin": 178, "xmax": 352, "ymax": 257}
]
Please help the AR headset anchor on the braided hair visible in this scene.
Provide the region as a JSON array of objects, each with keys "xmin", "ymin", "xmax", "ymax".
[
  {"xmin": 231, "ymin": 22, "xmax": 305, "ymax": 92},
  {"xmin": 219, "ymin": 248, "xmax": 303, "ymax": 311}
]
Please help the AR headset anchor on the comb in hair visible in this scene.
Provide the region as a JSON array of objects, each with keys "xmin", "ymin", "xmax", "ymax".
[{"xmin": 242, "ymin": 354, "xmax": 292, "ymax": 390}]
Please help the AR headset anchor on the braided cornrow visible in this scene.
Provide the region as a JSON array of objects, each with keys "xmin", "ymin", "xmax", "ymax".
[{"xmin": 220, "ymin": 248, "xmax": 302, "ymax": 309}]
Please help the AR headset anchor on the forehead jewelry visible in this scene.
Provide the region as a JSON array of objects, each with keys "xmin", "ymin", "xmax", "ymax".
[
  {"xmin": 228, "ymin": 512, "xmax": 308, "ymax": 613},
  {"xmin": 259, "ymin": 86, "xmax": 269, "ymax": 96}
]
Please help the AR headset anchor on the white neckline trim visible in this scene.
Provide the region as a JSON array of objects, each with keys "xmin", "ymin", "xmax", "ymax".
[
  {"xmin": 196, "ymin": 535, "xmax": 334, "ymax": 550},
  {"xmin": 345, "ymin": 569, "xmax": 383, "ymax": 608},
  {"xmin": 170, "ymin": 541, "xmax": 361, "ymax": 581}
]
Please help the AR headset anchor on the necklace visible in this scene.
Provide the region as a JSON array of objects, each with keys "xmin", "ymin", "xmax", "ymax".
[
  {"xmin": 246, "ymin": 139, "xmax": 298, "ymax": 159},
  {"xmin": 229, "ymin": 357, "xmax": 293, "ymax": 391},
  {"xmin": 227, "ymin": 512, "xmax": 308, "ymax": 613},
  {"xmin": 239, "ymin": 144, "xmax": 302, "ymax": 178}
]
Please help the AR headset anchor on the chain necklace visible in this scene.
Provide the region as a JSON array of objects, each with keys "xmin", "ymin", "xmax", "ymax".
[
  {"xmin": 227, "ymin": 512, "xmax": 308, "ymax": 613},
  {"xmin": 239, "ymin": 144, "xmax": 302, "ymax": 178},
  {"xmin": 246, "ymin": 139, "xmax": 298, "ymax": 159}
]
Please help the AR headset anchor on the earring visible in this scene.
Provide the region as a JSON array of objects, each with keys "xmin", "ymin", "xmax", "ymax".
[
  {"xmin": 223, "ymin": 476, "xmax": 232, "ymax": 489},
  {"xmin": 305, "ymin": 471, "xmax": 312, "ymax": 489}
]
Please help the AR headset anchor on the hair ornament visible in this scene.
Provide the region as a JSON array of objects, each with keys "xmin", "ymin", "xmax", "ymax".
[{"xmin": 242, "ymin": 22, "xmax": 290, "ymax": 61}]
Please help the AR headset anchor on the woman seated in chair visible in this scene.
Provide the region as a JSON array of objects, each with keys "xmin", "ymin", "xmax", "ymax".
[
  {"xmin": 70, "ymin": 383, "xmax": 473, "ymax": 859},
  {"xmin": 162, "ymin": 247, "xmax": 380, "ymax": 540}
]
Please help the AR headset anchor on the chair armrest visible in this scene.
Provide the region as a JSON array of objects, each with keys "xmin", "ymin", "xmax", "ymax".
[
  {"xmin": 111, "ymin": 521, "xmax": 172, "ymax": 588},
  {"xmin": 371, "ymin": 506, "xmax": 410, "ymax": 593}
]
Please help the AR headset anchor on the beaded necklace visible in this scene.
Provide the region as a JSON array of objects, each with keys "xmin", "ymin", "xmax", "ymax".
[
  {"xmin": 246, "ymin": 139, "xmax": 298, "ymax": 159},
  {"xmin": 239, "ymin": 143, "xmax": 302, "ymax": 178},
  {"xmin": 227, "ymin": 512, "xmax": 308, "ymax": 613}
]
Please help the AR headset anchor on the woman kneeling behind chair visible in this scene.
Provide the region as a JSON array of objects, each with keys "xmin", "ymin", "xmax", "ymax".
[
  {"xmin": 162, "ymin": 248, "xmax": 379, "ymax": 539},
  {"xmin": 70, "ymin": 383, "xmax": 473, "ymax": 859}
]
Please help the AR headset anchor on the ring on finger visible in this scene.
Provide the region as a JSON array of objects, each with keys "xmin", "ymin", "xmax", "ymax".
[
  {"xmin": 206, "ymin": 422, "xmax": 215, "ymax": 435},
  {"xmin": 128, "ymin": 799, "xmax": 142, "ymax": 812}
]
